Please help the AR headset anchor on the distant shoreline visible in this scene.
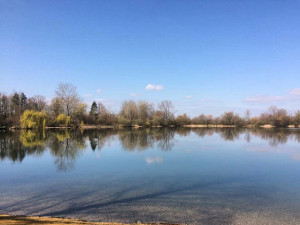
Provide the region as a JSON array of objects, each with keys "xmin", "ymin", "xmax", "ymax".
[{"xmin": 2, "ymin": 124, "xmax": 300, "ymax": 130}]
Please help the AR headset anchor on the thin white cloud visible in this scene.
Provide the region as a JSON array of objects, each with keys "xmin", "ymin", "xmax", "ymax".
[
  {"xmin": 289, "ymin": 88, "xmax": 300, "ymax": 96},
  {"xmin": 130, "ymin": 93, "xmax": 137, "ymax": 97},
  {"xmin": 145, "ymin": 157, "xmax": 163, "ymax": 164},
  {"xmin": 185, "ymin": 96, "xmax": 193, "ymax": 99},
  {"xmin": 145, "ymin": 84, "xmax": 163, "ymax": 91},
  {"xmin": 245, "ymin": 88, "xmax": 300, "ymax": 103},
  {"xmin": 244, "ymin": 95, "xmax": 288, "ymax": 103},
  {"xmin": 96, "ymin": 89, "xmax": 102, "ymax": 94}
]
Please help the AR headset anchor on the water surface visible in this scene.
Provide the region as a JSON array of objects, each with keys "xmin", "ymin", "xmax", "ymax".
[{"xmin": 1, "ymin": 128, "xmax": 300, "ymax": 224}]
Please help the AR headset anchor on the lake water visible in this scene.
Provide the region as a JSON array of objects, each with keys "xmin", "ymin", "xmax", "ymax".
[{"xmin": 0, "ymin": 128, "xmax": 300, "ymax": 224}]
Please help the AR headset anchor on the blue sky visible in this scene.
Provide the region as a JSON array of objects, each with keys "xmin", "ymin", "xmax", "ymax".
[{"xmin": 1, "ymin": 0, "xmax": 300, "ymax": 116}]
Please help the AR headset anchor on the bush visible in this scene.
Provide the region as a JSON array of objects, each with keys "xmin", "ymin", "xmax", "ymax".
[
  {"xmin": 152, "ymin": 116, "xmax": 163, "ymax": 126},
  {"xmin": 80, "ymin": 121, "xmax": 85, "ymax": 128},
  {"xmin": 118, "ymin": 116, "xmax": 131, "ymax": 126},
  {"xmin": 56, "ymin": 114, "xmax": 71, "ymax": 127}
]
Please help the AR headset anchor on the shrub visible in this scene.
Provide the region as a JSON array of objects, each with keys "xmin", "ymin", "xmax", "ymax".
[
  {"xmin": 80, "ymin": 121, "xmax": 85, "ymax": 128},
  {"xmin": 118, "ymin": 116, "xmax": 132, "ymax": 126},
  {"xmin": 56, "ymin": 114, "xmax": 71, "ymax": 127}
]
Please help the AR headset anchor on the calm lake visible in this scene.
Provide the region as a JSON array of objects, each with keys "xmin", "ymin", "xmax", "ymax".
[{"xmin": 0, "ymin": 128, "xmax": 300, "ymax": 224}]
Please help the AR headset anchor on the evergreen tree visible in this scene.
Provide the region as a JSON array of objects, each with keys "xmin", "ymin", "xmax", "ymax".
[
  {"xmin": 20, "ymin": 92, "xmax": 27, "ymax": 112},
  {"xmin": 90, "ymin": 101, "xmax": 98, "ymax": 120},
  {"xmin": 11, "ymin": 92, "xmax": 20, "ymax": 115}
]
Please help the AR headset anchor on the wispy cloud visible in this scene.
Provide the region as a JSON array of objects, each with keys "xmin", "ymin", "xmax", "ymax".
[
  {"xmin": 145, "ymin": 157, "xmax": 163, "ymax": 164},
  {"xmin": 289, "ymin": 88, "xmax": 300, "ymax": 96},
  {"xmin": 244, "ymin": 95, "xmax": 289, "ymax": 103},
  {"xmin": 145, "ymin": 84, "xmax": 163, "ymax": 91},
  {"xmin": 96, "ymin": 89, "xmax": 102, "ymax": 94},
  {"xmin": 244, "ymin": 88, "xmax": 300, "ymax": 103},
  {"xmin": 185, "ymin": 95, "xmax": 193, "ymax": 99},
  {"xmin": 130, "ymin": 93, "xmax": 137, "ymax": 97}
]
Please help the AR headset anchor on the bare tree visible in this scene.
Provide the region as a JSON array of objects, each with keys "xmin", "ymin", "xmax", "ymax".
[
  {"xmin": 244, "ymin": 109, "xmax": 251, "ymax": 125},
  {"xmin": 28, "ymin": 95, "xmax": 47, "ymax": 111},
  {"xmin": 55, "ymin": 83, "xmax": 80, "ymax": 116},
  {"xmin": 97, "ymin": 102, "xmax": 112, "ymax": 125},
  {"xmin": 175, "ymin": 113, "xmax": 191, "ymax": 125},
  {"xmin": 294, "ymin": 111, "xmax": 300, "ymax": 126},
  {"xmin": 158, "ymin": 100, "xmax": 175, "ymax": 125},
  {"xmin": 98, "ymin": 102, "xmax": 107, "ymax": 117},
  {"xmin": 120, "ymin": 100, "xmax": 138, "ymax": 125},
  {"xmin": 137, "ymin": 101, "xmax": 154, "ymax": 122},
  {"xmin": 221, "ymin": 111, "xmax": 243, "ymax": 126}
]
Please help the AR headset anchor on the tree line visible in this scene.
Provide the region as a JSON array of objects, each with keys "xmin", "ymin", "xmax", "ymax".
[{"xmin": 1, "ymin": 83, "xmax": 300, "ymax": 129}]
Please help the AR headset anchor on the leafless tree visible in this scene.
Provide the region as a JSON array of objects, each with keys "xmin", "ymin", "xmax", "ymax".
[
  {"xmin": 221, "ymin": 111, "xmax": 243, "ymax": 126},
  {"xmin": 137, "ymin": 101, "xmax": 154, "ymax": 122},
  {"xmin": 158, "ymin": 100, "xmax": 175, "ymax": 125},
  {"xmin": 97, "ymin": 102, "xmax": 114, "ymax": 125},
  {"xmin": 28, "ymin": 95, "xmax": 47, "ymax": 111},
  {"xmin": 55, "ymin": 83, "xmax": 80, "ymax": 116},
  {"xmin": 244, "ymin": 109, "xmax": 251, "ymax": 125},
  {"xmin": 120, "ymin": 100, "xmax": 138, "ymax": 125}
]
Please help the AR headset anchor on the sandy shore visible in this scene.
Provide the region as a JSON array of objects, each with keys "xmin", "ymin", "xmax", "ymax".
[{"xmin": 0, "ymin": 214, "xmax": 178, "ymax": 225}]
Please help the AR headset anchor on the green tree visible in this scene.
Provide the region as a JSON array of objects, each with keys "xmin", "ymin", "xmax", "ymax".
[
  {"xmin": 20, "ymin": 92, "xmax": 27, "ymax": 112},
  {"xmin": 11, "ymin": 92, "xmax": 20, "ymax": 115},
  {"xmin": 90, "ymin": 101, "xmax": 98, "ymax": 121},
  {"xmin": 0, "ymin": 94, "xmax": 9, "ymax": 126}
]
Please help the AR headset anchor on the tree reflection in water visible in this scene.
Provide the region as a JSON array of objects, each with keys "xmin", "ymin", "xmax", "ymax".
[
  {"xmin": 1, "ymin": 128, "xmax": 300, "ymax": 170},
  {"xmin": 48, "ymin": 130, "xmax": 86, "ymax": 171},
  {"xmin": 0, "ymin": 130, "xmax": 47, "ymax": 162}
]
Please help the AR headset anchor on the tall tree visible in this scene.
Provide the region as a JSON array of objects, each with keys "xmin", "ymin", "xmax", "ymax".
[
  {"xmin": 28, "ymin": 95, "xmax": 47, "ymax": 111},
  {"xmin": 10, "ymin": 92, "xmax": 20, "ymax": 116},
  {"xmin": 50, "ymin": 97, "xmax": 63, "ymax": 117},
  {"xmin": 20, "ymin": 92, "xmax": 27, "ymax": 112},
  {"xmin": 90, "ymin": 101, "xmax": 98, "ymax": 119},
  {"xmin": 98, "ymin": 102, "xmax": 114, "ymax": 125},
  {"xmin": 120, "ymin": 100, "xmax": 138, "ymax": 125},
  {"xmin": 244, "ymin": 109, "xmax": 251, "ymax": 125},
  {"xmin": 158, "ymin": 100, "xmax": 175, "ymax": 125},
  {"xmin": 137, "ymin": 101, "xmax": 154, "ymax": 123},
  {"xmin": 75, "ymin": 103, "xmax": 87, "ymax": 122},
  {"xmin": 0, "ymin": 94, "xmax": 9, "ymax": 126},
  {"xmin": 293, "ymin": 111, "xmax": 300, "ymax": 126},
  {"xmin": 55, "ymin": 83, "xmax": 79, "ymax": 116}
]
